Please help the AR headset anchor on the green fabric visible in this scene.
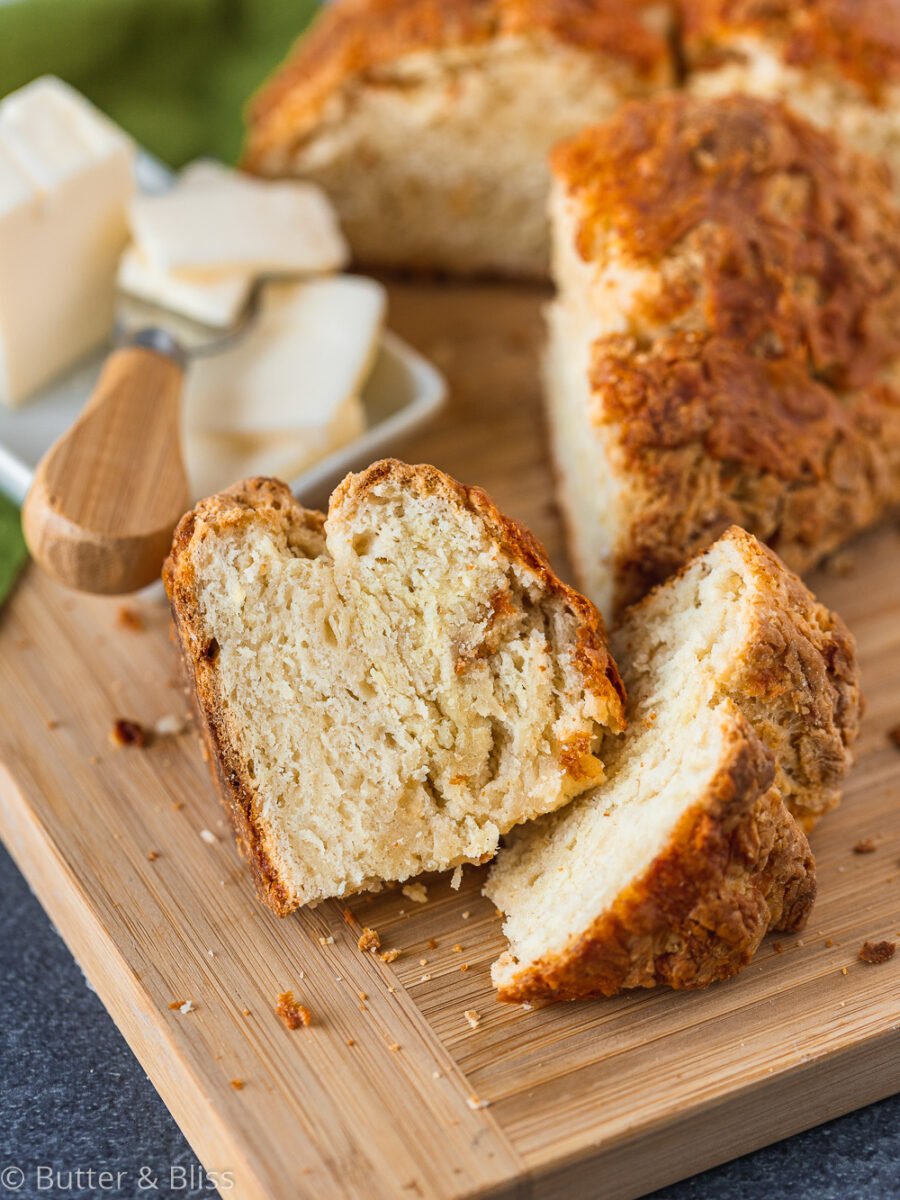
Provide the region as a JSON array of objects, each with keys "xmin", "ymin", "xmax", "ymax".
[
  {"xmin": 0, "ymin": 0, "xmax": 319, "ymax": 595},
  {"xmin": 0, "ymin": 0, "xmax": 319, "ymax": 165},
  {"xmin": 0, "ymin": 494, "xmax": 27, "ymax": 607}
]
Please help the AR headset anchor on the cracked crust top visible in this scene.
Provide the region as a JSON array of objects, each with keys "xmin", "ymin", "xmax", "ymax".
[
  {"xmin": 552, "ymin": 94, "xmax": 900, "ymax": 606},
  {"xmin": 244, "ymin": 0, "xmax": 673, "ymax": 169},
  {"xmin": 680, "ymin": 0, "xmax": 900, "ymax": 100}
]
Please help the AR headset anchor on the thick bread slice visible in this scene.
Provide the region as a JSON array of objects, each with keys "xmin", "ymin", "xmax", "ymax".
[
  {"xmin": 486, "ymin": 527, "xmax": 861, "ymax": 1002},
  {"xmin": 546, "ymin": 93, "xmax": 900, "ymax": 621},
  {"xmin": 164, "ymin": 461, "xmax": 625, "ymax": 914},
  {"xmin": 682, "ymin": 0, "xmax": 900, "ymax": 191},
  {"xmin": 242, "ymin": 0, "xmax": 674, "ymax": 279}
]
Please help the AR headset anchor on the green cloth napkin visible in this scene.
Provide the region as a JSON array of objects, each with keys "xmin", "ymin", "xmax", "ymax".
[
  {"xmin": 0, "ymin": 0, "xmax": 318, "ymax": 166},
  {"xmin": 0, "ymin": 0, "xmax": 319, "ymax": 599},
  {"xmin": 0, "ymin": 493, "xmax": 27, "ymax": 607}
]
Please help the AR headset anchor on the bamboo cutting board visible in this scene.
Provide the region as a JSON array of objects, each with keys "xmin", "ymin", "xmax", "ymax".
[{"xmin": 1, "ymin": 281, "xmax": 899, "ymax": 1200}]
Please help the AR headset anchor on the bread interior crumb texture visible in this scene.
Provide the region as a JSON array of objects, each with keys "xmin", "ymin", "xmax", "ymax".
[
  {"xmin": 487, "ymin": 536, "xmax": 794, "ymax": 989},
  {"xmin": 269, "ymin": 35, "xmax": 665, "ymax": 277},
  {"xmin": 189, "ymin": 475, "xmax": 614, "ymax": 905}
]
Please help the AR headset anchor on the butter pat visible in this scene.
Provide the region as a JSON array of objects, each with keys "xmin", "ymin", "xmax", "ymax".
[
  {"xmin": 185, "ymin": 276, "xmax": 386, "ymax": 436},
  {"xmin": 118, "ymin": 245, "xmax": 250, "ymax": 329},
  {"xmin": 0, "ymin": 77, "xmax": 134, "ymax": 407},
  {"xmin": 184, "ymin": 401, "xmax": 365, "ymax": 500},
  {"xmin": 130, "ymin": 160, "xmax": 348, "ymax": 279}
]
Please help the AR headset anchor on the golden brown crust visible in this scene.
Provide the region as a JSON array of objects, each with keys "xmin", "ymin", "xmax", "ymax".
[
  {"xmin": 244, "ymin": 0, "xmax": 672, "ymax": 169},
  {"xmin": 680, "ymin": 0, "xmax": 900, "ymax": 100},
  {"xmin": 552, "ymin": 95, "xmax": 900, "ymax": 614},
  {"xmin": 496, "ymin": 717, "xmax": 816, "ymax": 1002},
  {"xmin": 164, "ymin": 478, "xmax": 324, "ymax": 916},
  {"xmin": 163, "ymin": 462, "xmax": 626, "ymax": 916},
  {"xmin": 620, "ymin": 526, "xmax": 861, "ymax": 829}
]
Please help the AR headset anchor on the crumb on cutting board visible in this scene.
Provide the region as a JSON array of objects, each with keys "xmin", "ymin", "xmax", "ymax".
[
  {"xmin": 116, "ymin": 606, "xmax": 144, "ymax": 632},
  {"xmin": 358, "ymin": 927, "xmax": 381, "ymax": 953},
  {"xmin": 275, "ymin": 991, "xmax": 312, "ymax": 1029},
  {"xmin": 380, "ymin": 948, "xmax": 400, "ymax": 963},
  {"xmin": 230, "ymin": 1079, "xmax": 245, "ymax": 1091},
  {"xmin": 110, "ymin": 718, "xmax": 147, "ymax": 748},
  {"xmin": 402, "ymin": 882, "xmax": 428, "ymax": 904},
  {"xmin": 853, "ymin": 838, "xmax": 877, "ymax": 854},
  {"xmin": 858, "ymin": 940, "xmax": 896, "ymax": 965}
]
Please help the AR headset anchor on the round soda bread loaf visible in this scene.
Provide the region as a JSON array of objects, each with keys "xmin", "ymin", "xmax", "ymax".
[
  {"xmin": 545, "ymin": 92, "xmax": 900, "ymax": 621},
  {"xmin": 164, "ymin": 461, "xmax": 625, "ymax": 914},
  {"xmin": 486, "ymin": 527, "xmax": 861, "ymax": 1002},
  {"xmin": 243, "ymin": 0, "xmax": 674, "ymax": 279},
  {"xmin": 681, "ymin": 0, "xmax": 900, "ymax": 190}
]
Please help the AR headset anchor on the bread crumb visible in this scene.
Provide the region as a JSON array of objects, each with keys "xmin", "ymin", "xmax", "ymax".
[
  {"xmin": 154, "ymin": 713, "xmax": 186, "ymax": 737},
  {"xmin": 521, "ymin": 1003, "xmax": 534, "ymax": 1012},
  {"xmin": 825, "ymin": 938, "xmax": 835, "ymax": 948},
  {"xmin": 229, "ymin": 1079, "xmax": 245, "ymax": 1091},
  {"xmin": 858, "ymin": 940, "xmax": 896, "ymax": 965},
  {"xmin": 146, "ymin": 850, "xmax": 160, "ymax": 862},
  {"xmin": 772, "ymin": 942, "xmax": 784, "ymax": 954},
  {"xmin": 341, "ymin": 907, "xmax": 355, "ymax": 925},
  {"xmin": 388, "ymin": 1042, "xmax": 401, "ymax": 1053},
  {"xmin": 357, "ymin": 991, "xmax": 368, "ymax": 1002},
  {"xmin": 380, "ymin": 948, "xmax": 400, "ymax": 963},
  {"xmin": 841, "ymin": 967, "xmax": 848, "ymax": 976},
  {"xmin": 358, "ymin": 927, "xmax": 381, "ymax": 953},
  {"xmin": 459, "ymin": 963, "xmax": 469, "ymax": 973},
  {"xmin": 466, "ymin": 1096, "xmax": 491, "ymax": 1110},
  {"xmin": 167, "ymin": 1000, "xmax": 184, "ymax": 1010},
  {"xmin": 110, "ymin": 718, "xmax": 147, "ymax": 748},
  {"xmin": 178, "ymin": 1001, "xmax": 195, "ymax": 1014},
  {"xmin": 450, "ymin": 866, "xmax": 463, "ymax": 890},
  {"xmin": 452, "ymin": 944, "xmax": 463, "ymax": 953},
  {"xmin": 199, "ymin": 829, "xmax": 217, "ymax": 845},
  {"xmin": 420, "ymin": 973, "xmax": 432, "ymax": 982},
  {"xmin": 318, "ymin": 935, "xmax": 335, "ymax": 947},
  {"xmin": 824, "ymin": 550, "xmax": 856, "ymax": 577},
  {"xmin": 46, "ymin": 717, "xmax": 61, "ymax": 730},
  {"xmin": 117, "ymin": 606, "xmax": 144, "ymax": 632},
  {"xmin": 464, "ymin": 1009, "xmax": 481, "ymax": 1029},
  {"xmin": 419, "ymin": 958, "xmax": 428, "ymax": 966},
  {"xmin": 853, "ymin": 837, "xmax": 877, "ymax": 854},
  {"xmin": 461, "ymin": 911, "xmax": 471, "ymax": 920},
  {"xmin": 346, "ymin": 1038, "xmax": 356, "ymax": 1047},
  {"xmin": 275, "ymin": 991, "xmax": 312, "ymax": 1029},
  {"xmin": 427, "ymin": 937, "xmax": 438, "ymax": 950},
  {"xmin": 402, "ymin": 882, "xmax": 428, "ymax": 904}
]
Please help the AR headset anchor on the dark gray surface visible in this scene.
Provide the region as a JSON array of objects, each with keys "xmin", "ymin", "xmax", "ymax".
[{"xmin": 0, "ymin": 839, "xmax": 897, "ymax": 1200}]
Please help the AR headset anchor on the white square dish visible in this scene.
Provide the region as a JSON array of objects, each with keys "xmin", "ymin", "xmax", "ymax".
[{"xmin": 0, "ymin": 150, "xmax": 446, "ymax": 509}]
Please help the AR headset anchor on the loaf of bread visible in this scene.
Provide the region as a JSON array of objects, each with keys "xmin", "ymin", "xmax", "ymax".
[
  {"xmin": 682, "ymin": 0, "xmax": 900, "ymax": 190},
  {"xmin": 545, "ymin": 93, "xmax": 900, "ymax": 621},
  {"xmin": 164, "ymin": 462, "xmax": 625, "ymax": 914},
  {"xmin": 486, "ymin": 527, "xmax": 861, "ymax": 1002},
  {"xmin": 242, "ymin": 0, "xmax": 674, "ymax": 279}
]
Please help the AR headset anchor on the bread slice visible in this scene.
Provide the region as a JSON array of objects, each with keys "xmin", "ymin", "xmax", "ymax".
[
  {"xmin": 486, "ymin": 527, "xmax": 861, "ymax": 1002},
  {"xmin": 242, "ymin": 0, "xmax": 674, "ymax": 279},
  {"xmin": 546, "ymin": 93, "xmax": 900, "ymax": 621},
  {"xmin": 682, "ymin": 0, "xmax": 900, "ymax": 191},
  {"xmin": 164, "ymin": 461, "xmax": 625, "ymax": 914}
]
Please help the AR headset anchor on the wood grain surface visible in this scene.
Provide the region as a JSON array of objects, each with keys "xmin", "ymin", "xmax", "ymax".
[{"xmin": 1, "ymin": 281, "xmax": 898, "ymax": 1200}]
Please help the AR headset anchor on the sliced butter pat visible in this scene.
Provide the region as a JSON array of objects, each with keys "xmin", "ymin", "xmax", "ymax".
[
  {"xmin": 185, "ymin": 276, "xmax": 386, "ymax": 436},
  {"xmin": 118, "ymin": 244, "xmax": 250, "ymax": 329},
  {"xmin": 0, "ymin": 77, "xmax": 134, "ymax": 407},
  {"xmin": 130, "ymin": 161, "xmax": 348, "ymax": 279},
  {"xmin": 184, "ymin": 398, "xmax": 365, "ymax": 500}
]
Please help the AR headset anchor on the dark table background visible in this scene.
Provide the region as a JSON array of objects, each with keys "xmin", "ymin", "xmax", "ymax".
[{"xmin": 1, "ymin": 841, "xmax": 898, "ymax": 1200}]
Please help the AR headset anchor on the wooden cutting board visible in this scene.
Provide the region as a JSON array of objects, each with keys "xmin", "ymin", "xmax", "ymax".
[{"xmin": 1, "ymin": 281, "xmax": 898, "ymax": 1200}]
